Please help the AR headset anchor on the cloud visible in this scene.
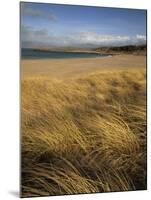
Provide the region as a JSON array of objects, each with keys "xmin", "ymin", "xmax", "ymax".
[
  {"xmin": 136, "ymin": 34, "xmax": 146, "ymax": 41},
  {"xmin": 21, "ymin": 3, "xmax": 58, "ymax": 21},
  {"xmin": 21, "ymin": 25, "xmax": 146, "ymax": 48}
]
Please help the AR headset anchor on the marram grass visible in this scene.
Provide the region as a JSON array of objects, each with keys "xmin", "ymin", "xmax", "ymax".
[{"xmin": 21, "ymin": 69, "xmax": 146, "ymax": 197}]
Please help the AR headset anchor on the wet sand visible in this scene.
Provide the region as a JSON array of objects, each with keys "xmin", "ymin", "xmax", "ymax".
[{"xmin": 21, "ymin": 55, "xmax": 146, "ymax": 79}]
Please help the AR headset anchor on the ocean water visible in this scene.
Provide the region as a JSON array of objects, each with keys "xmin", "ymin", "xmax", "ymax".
[{"xmin": 21, "ymin": 48, "xmax": 110, "ymax": 59}]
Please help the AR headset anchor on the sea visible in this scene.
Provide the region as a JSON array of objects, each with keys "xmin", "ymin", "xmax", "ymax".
[{"xmin": 21, "ymin": 48, "xmax": 110, "ymax": 59}]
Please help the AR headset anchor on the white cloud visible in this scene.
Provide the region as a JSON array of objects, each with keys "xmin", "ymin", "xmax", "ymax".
[
  {"xmin": 21, "ymin": 26, "xmax": 146, "ymax": 48},
  {"xmin": 136, "ymin": 34, "xmax": 146, "ymax": 40}
]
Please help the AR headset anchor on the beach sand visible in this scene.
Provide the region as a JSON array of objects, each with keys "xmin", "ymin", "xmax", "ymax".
[{"xmin": 21, "ymin": 54, "xmax": 146, "ymax": 79}]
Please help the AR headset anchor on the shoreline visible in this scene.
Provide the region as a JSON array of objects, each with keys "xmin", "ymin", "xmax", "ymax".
[{"xmin": 21, "ymin": 54, "xmax": 113, "ymax": 61}]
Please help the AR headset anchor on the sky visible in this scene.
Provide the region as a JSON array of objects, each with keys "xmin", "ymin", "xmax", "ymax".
[{"xmin": 21, "ymin": 2, "xmax": 147, "ymax": 48}]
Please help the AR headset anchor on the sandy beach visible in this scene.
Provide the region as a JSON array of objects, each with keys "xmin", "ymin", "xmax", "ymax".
[{"xmin": 21, "ymin": 54, "xmax": 146, "ymax": 79}]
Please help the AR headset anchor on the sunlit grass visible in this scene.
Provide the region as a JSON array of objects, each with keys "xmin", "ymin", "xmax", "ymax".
[{"xmin": 21, "ymin": 69, "xmax": 146, "ymax": 197}]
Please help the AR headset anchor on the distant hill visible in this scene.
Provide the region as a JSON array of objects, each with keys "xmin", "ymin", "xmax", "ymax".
[
  {"xmin": 94, "ymin": 45, "xmax": 147, "ymax": 55},
  {"xmin": 22, "ymin": 44, "xmax": 147, "ymax": 55}
]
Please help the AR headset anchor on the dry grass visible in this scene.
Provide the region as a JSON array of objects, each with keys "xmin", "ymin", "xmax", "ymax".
[{"xmin": 21, "ymin": 69, "xmax": 147, "ymax": 197}]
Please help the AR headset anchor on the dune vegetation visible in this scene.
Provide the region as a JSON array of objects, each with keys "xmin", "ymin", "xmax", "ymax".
[{"xmin": 21, "ymin": 69, "xmax": 147, "ymax": 197}]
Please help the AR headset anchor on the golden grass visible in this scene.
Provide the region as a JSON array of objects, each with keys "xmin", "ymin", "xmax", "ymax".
[{"xmin": 21, "ymin": 69, "xmax": 147, "ymax": 197}]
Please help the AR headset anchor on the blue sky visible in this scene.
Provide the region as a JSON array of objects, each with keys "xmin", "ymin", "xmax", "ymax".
[{"xmin": 21, "ymin": 2, "xmax": 147, "ymax": 48}]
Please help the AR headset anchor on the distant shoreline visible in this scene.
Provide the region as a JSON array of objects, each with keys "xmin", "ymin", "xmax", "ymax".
[
  {"xmin": 21, "ymin": 44, "xmax": 146, "ymax": 60},
  {"xmin": 21, "ymin": 48, "xmax": 112, "ymax": 60}
]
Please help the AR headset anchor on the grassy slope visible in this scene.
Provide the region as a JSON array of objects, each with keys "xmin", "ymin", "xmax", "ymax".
[{"xmin": 21, "ymin": 69, "xmax": 147, "ymax": 197}]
